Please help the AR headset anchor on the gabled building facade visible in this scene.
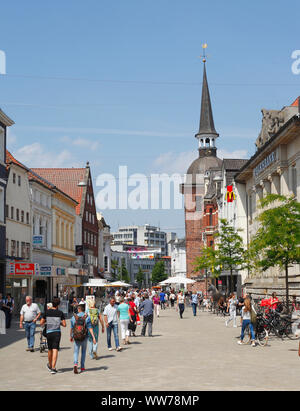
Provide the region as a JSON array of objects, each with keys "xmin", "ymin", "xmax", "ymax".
[
  {"xmin": 0, "ymin": 110, "xmax": 14, "ymax": 294},
  {"xmin": 32, "ymin": 162, "xmax": 99, "ymax": 278},
  {"xmin": 5, "ymin": 150, "xmax": 33, "ymax": 311}
]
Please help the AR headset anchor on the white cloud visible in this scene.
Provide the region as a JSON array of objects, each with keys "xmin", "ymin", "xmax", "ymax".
[
  {"xmin": 6, "ymin": 128, "xmax": 17, "ymax": 148},
  {"xmin": 217, "ymin": 148, "xmax": 248, "ymax": 159},
  {"xmin": 61, "ymin": 136, "xmax": 99, "ymax": 150},
  {"xmin": 153, "ymin": 150, "xmax": 198, "ymax": 175},
  {"xmin": 153, "ymin": 148, "xmax": 249, "ymax": 175},
  {"xmin": 15, "ymin": 142, "xmax": 80, "ymax": 168}
]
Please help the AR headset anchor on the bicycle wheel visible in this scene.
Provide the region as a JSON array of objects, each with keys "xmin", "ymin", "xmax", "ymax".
[
  {"xmin": 256, "ymin": 328, "xmax": 268, "ymax": 346},
  {"xmin": 243, "ymin": 324, "xmax": 251, "ymax": 344},
  {"xmin": 284, "ymin": 321, "xmax": 300, "ymax": 340}
]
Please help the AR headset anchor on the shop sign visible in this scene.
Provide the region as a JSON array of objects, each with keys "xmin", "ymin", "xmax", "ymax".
[
  {"xmin": 56, "ymin": 267, "xmax": 66, "ymax": 276},
  {"xmin": 254, "ymin": 151, "xmax": 276, "ymax": 177},
  {"xmin": 33, "ymin": 235, "xmax": 44, "ymax": 245},
  {"xmin": 40, "ymin": 266, "xmax": 52, "ymax": 276},
  {"xmin": 14, "ymin": 263, "xmax": 35, "ymax": 276},
  {"xmin": 225, "ymin": 185, "xmax": 236, "ymax": 202}
]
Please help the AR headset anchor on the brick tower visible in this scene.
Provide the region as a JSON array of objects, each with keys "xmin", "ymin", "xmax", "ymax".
[{"xmin": 180, "ymin": 60, "xmax": 222, "ymax": 293}]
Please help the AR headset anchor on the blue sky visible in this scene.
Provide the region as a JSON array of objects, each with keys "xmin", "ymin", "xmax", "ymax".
[{"xmin": 1, "ymin": 0, "xmax": 300, "ymax": 237}]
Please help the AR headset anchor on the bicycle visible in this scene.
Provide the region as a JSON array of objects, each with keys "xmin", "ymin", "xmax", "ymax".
[{"xmin": 243, "ymin": 313, "xmax": 269, "ymax": 347}]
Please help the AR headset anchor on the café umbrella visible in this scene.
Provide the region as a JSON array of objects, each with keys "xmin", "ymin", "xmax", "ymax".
[
  {"xmin": 104, "ymin": 281, "xmax": 132, "ymax": 288},
  {"xmin": 159, "ymin": 276, "xmax": 196, "ymax": 285}
]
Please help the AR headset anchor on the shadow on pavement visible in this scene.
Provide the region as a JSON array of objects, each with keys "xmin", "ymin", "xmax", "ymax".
[
  {"xmin": 96, "ymin": 355, "xmax": 115, "ymax": 360},
  {"xmin": 0, "ymin": 319, "xmax": 28, "ymax": 349}
]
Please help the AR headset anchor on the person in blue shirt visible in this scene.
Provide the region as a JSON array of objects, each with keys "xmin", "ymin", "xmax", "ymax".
[
  {"xmin": 191, "ymin": 292, "xmax": 199, "ymax": 317},
  {"xmin": 159, "ymin": 291, "xmax": 166, "ymax": 310},
  {"xmin": 70, "ymin": 302, "xmax": 96, "ymax": 374},
  {"xmin": 139, "ymin": 294, "xmax": 154, "ymax": 337}
]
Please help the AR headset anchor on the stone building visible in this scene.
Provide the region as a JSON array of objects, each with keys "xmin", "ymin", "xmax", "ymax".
[{"xmin": 234, "ymin": 97, "xmax": 300, "ymax": 299}]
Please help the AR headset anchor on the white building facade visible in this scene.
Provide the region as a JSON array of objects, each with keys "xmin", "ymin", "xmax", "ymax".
[{"xmin": 235, "ymin": 99, "xmax": 300, "ymax": 299}]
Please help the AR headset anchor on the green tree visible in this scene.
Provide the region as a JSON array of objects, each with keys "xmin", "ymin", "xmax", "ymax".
[
  {"xmin": 151, "ymin": 260, "xmax": 167, "ymax": 285},
  {"xmin": 136, "ymin": 267, "xmax": 144, "ymax": 288},
  {"xmin": 215, "ymin": 219, "xmax": 246, "ymax": 293},
  {"xmin": 118, "ymin": 259, "xmax": 130, "ymax": 283},
  {"xmin": 250, "ymin": 194, "xmax": 300, "ymax": 309},
  {"xmin": 193, "ymin": 246, "xmax": 221, "ymax": 289},
  {"xmin": 111, "ymin": 259, "xmax": 119, "ymax": 281}
]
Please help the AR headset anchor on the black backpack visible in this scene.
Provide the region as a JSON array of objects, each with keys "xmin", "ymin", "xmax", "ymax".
[{"xmin": 73, "ymin": 314, "xmax": 87, "ymax": 341}]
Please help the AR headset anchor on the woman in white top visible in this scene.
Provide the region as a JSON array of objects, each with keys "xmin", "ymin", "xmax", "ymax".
[
  {"xmin": 225, "ymin": 293, "xmax": 238, "ymax": 328},
  {"xmin": 177, "ymin": 292, "xmax": 185, "ymax": 319},
  {"xmin": 237, "ymin": 297, "xmax": 256, "ymax": 347}
]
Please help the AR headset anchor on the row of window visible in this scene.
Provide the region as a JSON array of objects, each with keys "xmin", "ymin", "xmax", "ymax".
[
  {"xmin": 6, "ymin": 239, "xmax": 30, "ymax": 259},
  {"xmin": 31, "ymin": 188, "xmax": 51, "ymax": 208},
  {"xmin": 144, "ymin": 233, "xmax": 165, "ymax": 239},
  {"xmin": 12, "ymin": 173, "xmax": 21, "ymax": 186},
  {"xmin": 6, "ymin": 205, "xmax": 30, "ymax": 224},
  {"xmin": 84, "ymin": 230, "xmax": 97, "ymax": 247},
  {"xmin": 86, "ymin": 193, "xmax": 94, "ymax": 206},
  {"xmin": 85, "ymin": 210, "xmax": 96, "ymax": 225},
  {"xmin": 55, "ymin": 220, "xmax": 74, "ymax": 250}
]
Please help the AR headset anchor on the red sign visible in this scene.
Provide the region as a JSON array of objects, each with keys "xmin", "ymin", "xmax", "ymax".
[
  {"xmin": 225, "ymin": 185, "xmax": 236, "ymax": 203},
  {"xmin": 14, "ymin": 263, "xmax": 35, "ymax": 276}
]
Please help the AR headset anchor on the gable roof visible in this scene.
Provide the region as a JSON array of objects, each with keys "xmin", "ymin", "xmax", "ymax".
[
  {"xmin": 6, "ymin": 150, "xmax": 78, "ymax": 204},
  {"xmin": 6, "ymin": 150, "xmax": 28, "ymax": 172},
  {"xmin": 31, "ymin": 167, "xmax": 88, "ymax": 215}
]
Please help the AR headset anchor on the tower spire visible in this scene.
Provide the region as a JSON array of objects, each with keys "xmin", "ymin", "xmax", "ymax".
[{"xmin": 195, "ymin": 44, "xmax": 219, "ymax": 156}]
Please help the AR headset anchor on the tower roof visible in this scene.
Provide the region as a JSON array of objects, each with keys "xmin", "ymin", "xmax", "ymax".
[{"xmin": 196, "ymin": 62, "xmax": 219, "ymax": 138}]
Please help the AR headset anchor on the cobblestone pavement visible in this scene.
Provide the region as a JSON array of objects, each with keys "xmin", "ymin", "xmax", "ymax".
[{"xmin": 1, "ymin": 306, "xmax": 300, "ymax": 391}]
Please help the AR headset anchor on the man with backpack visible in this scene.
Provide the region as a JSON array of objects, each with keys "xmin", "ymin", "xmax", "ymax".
[{"xmin": 70, "ymin": 301, "xmax": 97, "ymax": 374}]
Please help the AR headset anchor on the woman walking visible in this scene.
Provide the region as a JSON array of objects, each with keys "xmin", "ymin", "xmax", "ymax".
[
  {"xmin": 225, "ymin": 293, "xmax": 238, "ymax": 328},
  {"xmin": 117, "ymin": 298, "xmax": 132, "ymax": 345},
  {"xmin": 177, "ymin": 291, "xmax": 185, "ymax": 319},
  {"xmin": 86, "ymin": 300, "xmax": 105, "ymax": 360},
  {"xmin": 128, "ymin": 295, "xmax": 138, "ymax": 337},
  {"xmin": 237, "ymin": 297, "xmax": 256, "ymax": 347},
  {"xmin": 153, "ymin": 293, "xmax": 160, "ymax": 318}
]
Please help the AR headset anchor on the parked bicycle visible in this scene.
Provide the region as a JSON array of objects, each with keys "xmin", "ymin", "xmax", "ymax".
[{"xmin": 243, "ymin": 312, "xmax": 269, "ymax": 346}]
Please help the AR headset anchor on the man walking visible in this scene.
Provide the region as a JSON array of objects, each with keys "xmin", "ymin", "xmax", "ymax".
[
  {"xmin": 70, "ymin": 302, "xmax": 97, "ymax": 374},
  {"xmin": 191, "ymin": 291, "xmax": 199, "ymax": 317},
  {"xmin": 159, "ymin": 290, "xmax": 166, "ymax": 310},
  {"xmin": 139, "ymin": 293, "xmax": 154, "ymax": 337},
  {"xmin": 40, "ymin": 297, "xmax": 66, "ymax": 374},
  {"xmin": 19, "ymin": 296, "xmax": 41, "ymax": 352},
  {"xmin": 103, "ymin": 298, "xmax": 122, "ymax": 352}
]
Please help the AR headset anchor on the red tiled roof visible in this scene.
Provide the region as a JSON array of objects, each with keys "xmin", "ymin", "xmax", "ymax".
[
  {"xmin": 31, "ymin": 168, "xmax": 87, "ymax": 215},
  {"xmin": 6, "ymin": 150, "xmax": 28, "ymax": 171},
  {"xmin": 291, "ymin": 97, "xmax": 300, "ymax": 107}
]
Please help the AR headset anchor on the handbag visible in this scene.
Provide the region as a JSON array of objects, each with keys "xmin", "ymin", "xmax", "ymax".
[{"xmin": 250, "ymin": 307, "xmax": 257, "ymax": 324}]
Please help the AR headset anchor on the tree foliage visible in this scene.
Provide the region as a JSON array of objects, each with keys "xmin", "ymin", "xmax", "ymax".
[
  {"xmin": 250, "ymin": 194, "xmax": 300, "ymax": 306},
  {"xmin": 215, "ymin": 219, "xmax": 246, "ymax": 293},
  {"xmin": 136, "ymin": 267, "xmax": 145, "ymax": 288},
  {"xmin": 151, "ymin": 260, "xmax": 167, "ymax": 285}
]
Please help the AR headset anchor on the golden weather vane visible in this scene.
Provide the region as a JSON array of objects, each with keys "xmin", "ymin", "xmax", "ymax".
[{"xmin": 199, "ymin": 43, "xmax": 209, "ymax": 63}]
